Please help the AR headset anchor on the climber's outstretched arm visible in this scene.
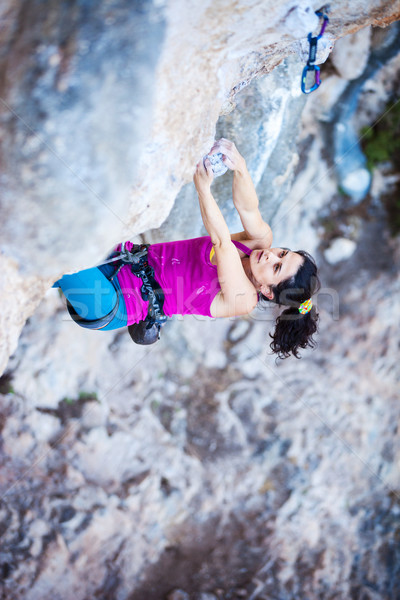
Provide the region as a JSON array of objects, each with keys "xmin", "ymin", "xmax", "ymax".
[
  {"xmin": 194, "ymin": 160, "xmax": 257, "ymax": 317},
  {"xmin": 193, "ymin": 158, "xmax": 231, "ymax": 248},
  {"xmin": 209, "ymin": 138, "xmax": 272, "ymax": 247}
]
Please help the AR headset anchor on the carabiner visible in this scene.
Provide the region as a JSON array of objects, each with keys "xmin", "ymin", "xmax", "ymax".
[
  {"xmin": 300, "ymin": 11, "xmax": 329, "ymax": 94},
  {"xmin": 315, "ymin": 11, "xmax": 329, "ymax": 39},
  {"xmin": 301, "ymin": 64, "xmax": 321, "ymax": 94}
]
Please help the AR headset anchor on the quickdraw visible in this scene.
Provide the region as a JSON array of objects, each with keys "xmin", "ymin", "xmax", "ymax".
[{"xmin": 301, "ymin": 11, "xmax": 329, "ymax": 94}]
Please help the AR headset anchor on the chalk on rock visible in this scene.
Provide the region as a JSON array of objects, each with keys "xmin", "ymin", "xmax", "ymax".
[
  {"xmin": 281, "ymin": 4, "xmax": 319, "ymax": 39},
  {"xmin": 205, "ymin": 152, "xmax": 228, "ymax": 178},
  {"xmin": 295, "ymin": 35, "xmax": 334, "ymax": 65}
]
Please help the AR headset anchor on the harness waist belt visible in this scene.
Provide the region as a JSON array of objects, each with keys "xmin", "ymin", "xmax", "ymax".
[{"xmin": 67, "ymin": 244, "xmax": 166, "ymax": 330}]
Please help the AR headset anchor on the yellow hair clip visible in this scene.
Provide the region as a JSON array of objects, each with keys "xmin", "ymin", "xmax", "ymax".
[{"xmin": 299, "ymin": 298, "xmax": 312, "ymax": 314}]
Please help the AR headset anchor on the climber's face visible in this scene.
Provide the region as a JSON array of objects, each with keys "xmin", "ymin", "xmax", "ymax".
[{"xmin": 249, "ymin": 248, "xmax": 304, "ymax": 299}]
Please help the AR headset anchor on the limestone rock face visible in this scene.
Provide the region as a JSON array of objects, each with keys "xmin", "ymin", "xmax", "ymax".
[
  {"xmin": 0, "ymin": 2, "xmax": 400, "ymax": 599},
  {"xmin": 0, "ymin": 0, "xmax": 166, "ymax": 373},
  {"xmin": 330, "ymin": 26, "xmax": 372, "ymax": 80},
  {"xmin": 1, "ymin": 0, "xmax": 400, "ymax": 374}
]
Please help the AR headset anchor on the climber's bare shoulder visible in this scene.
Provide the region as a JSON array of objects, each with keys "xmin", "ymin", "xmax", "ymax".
[{"xmin": 230, "ymin": 224, "xmax": 273, "ymax": 249}]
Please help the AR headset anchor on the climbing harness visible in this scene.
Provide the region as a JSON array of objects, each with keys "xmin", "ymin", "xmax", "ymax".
[
  {"xmin": 301, "ymin": 11, "xmax": 329, "ymax": 94},
  {"xmin": 121, "ymin": 243, "xmax": 168, "ymax": 341},
  {"xmin": 67, "ymin": 243, "xmax": 167, "ymax": 343}
]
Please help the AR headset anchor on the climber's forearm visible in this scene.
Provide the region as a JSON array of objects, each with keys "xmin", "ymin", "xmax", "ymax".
[
  {"xmin": 197, "ymin": 188, "xmax": 231, "ymax": 247},
  {"xmin": 194, "ymin": 158, "xmax": 231, "ymax": 248},
  {"xmin": 232, "ymin": 169, "xmax": 272, "ymax": 241},
  {"xmin": 232, "ymin": 166, "xmax": 259, "ymax": 216},
  {"xmin": 210, "ymin": 138, "xmax": 271, "ymax": 242}
]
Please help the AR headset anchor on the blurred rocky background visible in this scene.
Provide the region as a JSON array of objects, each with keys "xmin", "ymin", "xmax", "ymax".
[{"xmin": 1, "ymin": 1, "xmax": 400, "ymax": 599}]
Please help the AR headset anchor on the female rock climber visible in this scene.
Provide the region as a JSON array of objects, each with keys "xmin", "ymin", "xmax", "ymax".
[{"xmin": 55, "ymin": 138, "xmax": 320, "ymax": 358}]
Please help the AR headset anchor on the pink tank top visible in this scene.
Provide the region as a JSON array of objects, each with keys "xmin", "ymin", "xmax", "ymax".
[{"xmin": 116, "ymin": 237, "xmax": 251, "ymax": 324}]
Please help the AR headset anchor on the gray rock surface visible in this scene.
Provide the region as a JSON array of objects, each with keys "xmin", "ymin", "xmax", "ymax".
[
  {"xmin": 1, "ymin": 0, "xmax": 399, "ymax": 374},
  {"xmin": 331, "ymin": 26, "xmax": 372, "ymax": 80},
  {"xmin": 0, "ymin": 0, "xmax": 165, "ymax": 275},
  {"xmin": 145, "ymin": 55, "xmax": 308, "ymax": 242},
  {"xmin": 0, "ymin": 3, "xmax": 400, "ymax": 600},
  {"xmin": 1, "ymin": 227, "xmax": 399, "ymax": 599},
  {"xmin": 0, "ymin": 0, "xmax": 166, "ymax": 372}
]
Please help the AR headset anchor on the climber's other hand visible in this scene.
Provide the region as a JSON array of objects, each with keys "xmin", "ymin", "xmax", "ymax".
[
  {"xmin": 209, "ymin": 138, "xmax": 246, "ymax": 172},
  {"xmin": 194, "ymin": 158, "xmax": 214, "ymax": 191}
]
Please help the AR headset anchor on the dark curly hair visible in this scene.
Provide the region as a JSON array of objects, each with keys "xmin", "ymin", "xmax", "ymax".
[{"xmin": 261, "ymin": 250, "xmax": 320, "ymax": 359}]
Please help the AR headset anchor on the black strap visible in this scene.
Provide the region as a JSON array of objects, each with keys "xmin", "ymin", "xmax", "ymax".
[
  {"xmin": 131, "ymin": 263, "xmax": 167, "ymax": 328},
  {"xmin": 125, "ymin": 245, "xmax": 167, "ymax": 328}
]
